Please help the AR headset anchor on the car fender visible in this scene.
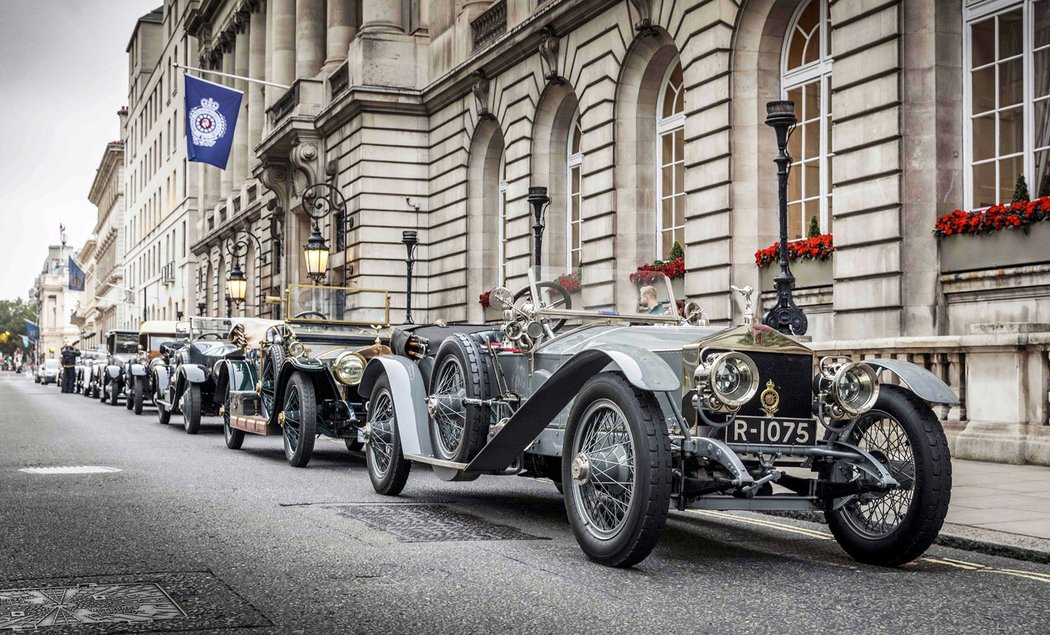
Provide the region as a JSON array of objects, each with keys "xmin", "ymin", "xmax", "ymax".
[
  {"xmin": 106, "ymin": 365, "xmax": 122, "ymax": 379},
  {"xmin": 275, "ymin": 357, "xmax": 340, "ymax": 407},
  {"xmin": 465, "ymin": 346, "xmax": 679, "ymax": 473},
  {"xmin": 154, "ymin": 365, "xmax": 171, "ymax": 396},
  {"xmin": 359, "ymin": 357, "xmax": 431, "ymax": 457},
  {"xmin": 181, "ymin": 364, "xmax": 208, "ymax": 384},
  {"xmin": 130, "ymin": 363, "xmax": 148, "ymax": 377},
  {"xmin": 864, "ymin": 358, "xmax": 959, "ymax": 405}
]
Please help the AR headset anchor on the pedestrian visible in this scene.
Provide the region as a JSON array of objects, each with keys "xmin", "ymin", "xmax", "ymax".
[{"xmin": 60, "ymin": 342, "xmax": 79, "ymax": 393}]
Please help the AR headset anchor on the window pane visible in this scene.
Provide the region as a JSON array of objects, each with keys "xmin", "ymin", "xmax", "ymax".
[
  {"xmin": 788, "ymin": 166, "xmax": 802, "ymax": 202},
  {"xmin": 804, "ymin": 120, "xmax": 819, "ymax": 159},
  {"xmin": 804, "ymin": 161, "xmax": 820, "ymax": 198},
  {"xmin": 1036, "ymin": 0, "xmax": 1050, "ymax": 49},
  {"xmin": 999, "ymin": 106, "xmax": 1023, "ymax": 155},
  {"xmin": 674, "ymin": 129, "xmax": 684, "ymax": 164},
  {"xmin": 999, "ymin": 155, "xmax": 1024, "ymax": 203},
  {"xmin": 662, "ymin": 198, "xmax": 674, "ymax": 232},
  {"xmin": 972, "ymin": 115, "xmax": 995, "ymax": 161},
  {"xmin": 972, "ymin": 162, "xmax": 997, "ymax": 207},
  {"xmin": 999, "ymin": 58, "xmax": 1023, "ymax": 107},
  {"xmin": 971, "ymin": 66, "xmax": 996, "ymax": 114},
  {"xmin": 674, "ymin": 86, "xmax": 684, "ymax": 115},
  {"xmin": 674, "ymin": 161, "xmax": 684, "ymax": 194},
  {"xmin": 1035, "ymin": 99, "xmax": 1050, "ymax": 150},
  {"xmin": 826, "ymin": 197, "xmax": 833, "ymax": 233},
  {"xmin": 675, "ymin": 193, "xmax": 686, "ymax": 225},
  {"xmin": 661, "ymin": 133, "xmax": 673, "ymax": 164},
  {"xmin": 998, "ymin": 9, "xmax": 1023, "ymax": 59},
  {"xmin": 788, "ymin": 202, "xmax": 803, "ymax": 240},
  {"xmin": 804, "ymin": 81, "xmax": 820, "ymax": 121},
  {"xmin": 1035, "ymin": 50, "xmax": 1050, "ymax": 100},
  {"xmin": 661, "ymin": 164, "xmax": 672, "ymax": 195},
  {"xmin": 971, "ymin": 18, "xmax": 996, "ymax": 67},
  {"xmin": 1034, "ymin": 149, "xmax": 1050, "ymax": 197},
  {"xmin": 788, "ymin": 124, "xmax": 802, "ymax": 158}
]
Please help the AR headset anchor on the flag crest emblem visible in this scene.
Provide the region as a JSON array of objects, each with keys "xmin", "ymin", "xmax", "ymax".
[{"xmin": 189, "ymin": 97, "xmax": 227, "ymax": 147}]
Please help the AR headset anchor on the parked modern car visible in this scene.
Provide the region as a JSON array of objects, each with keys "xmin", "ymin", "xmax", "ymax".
[
  {"xmin": 358, "ymin": 267, "xmax": 956, "ymax": 569},
  {"xmin": 36, "ymin": 358, "xmax": 61, "ymax": 385},
  {"xmin": 217, "ymin": 284, "xmax": 392, "ymax": 466},
  {"xmin": 154, "ymin": 316, "xmax": 278, "ymax": 433},
  {"xmin": 124, "ymin": 321, "xmax": 182, "ymax": 415},
  {"xmin": 99, "ymin": 330, "xmax": 139, "ymax": 406}
]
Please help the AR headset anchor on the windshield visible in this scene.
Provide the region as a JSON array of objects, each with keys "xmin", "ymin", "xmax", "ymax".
[
  {"xmin": 190, "ymin": 317, "xmax": 235, "ymax": 339},
  {"xmin": 285, "ymin": 284, "xmax": 390, "ymax": 325},
  {"xmin": 44, "ymin": 359, "xmax": 60, "ymax": 369},
  {"xmin": 111, "ymin": 333, "xmax": 138, "ymax": 354},
  {"xmin": 148, "ymin": 336, "xmax": 180, "ymax": 352}
]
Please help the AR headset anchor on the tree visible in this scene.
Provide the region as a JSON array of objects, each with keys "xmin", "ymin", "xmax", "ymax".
[
  {"xmin": 807, "ymin": 215, "xmax": 821, "ymax": 238},
  {"xmin": 0, "ymin": 298, "xmax": 38, "ymax": 357},
  {"xmin": 1012, "ymin": 174, "xmax": 1030, "ymax": 203}
]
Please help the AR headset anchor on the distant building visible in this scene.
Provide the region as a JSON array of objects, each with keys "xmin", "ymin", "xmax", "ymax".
[
  {"xmin": 69, "ymin": 236, "xmax": 98, "ymax": 350},
  {"xmin": 29, "ymin": 244, "xmax": 81, "ymax": 360},
  {"xmin": 86, "ymin": 139, "xmax": 128, "ymax": 344}
]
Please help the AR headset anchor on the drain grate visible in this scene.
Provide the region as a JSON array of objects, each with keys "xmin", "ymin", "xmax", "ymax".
[
  {"xmin": 325, "ymin": 503, "xmax": 545, "ymax": 543},
  {"xmin": 18, "ymin": 466, "xmax": 122, "ymax": 475},
  {"xmin": 0, "ymin": 583, "xmax": 183, "ymax": 630}
]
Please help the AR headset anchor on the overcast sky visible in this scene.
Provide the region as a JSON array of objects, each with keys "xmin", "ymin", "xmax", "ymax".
[{"xmin": 0, "ymin": 0, "xmax": 160, "ymax": 301}]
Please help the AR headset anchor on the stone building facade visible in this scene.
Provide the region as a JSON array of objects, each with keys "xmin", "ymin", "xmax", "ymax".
[
  {"xmin": 86, "ymin": 140, "xmax": 129, "ymax": 344},
  {"xmin": 29, "ymin": 244, "xmax": 81, "ymax": 362}
]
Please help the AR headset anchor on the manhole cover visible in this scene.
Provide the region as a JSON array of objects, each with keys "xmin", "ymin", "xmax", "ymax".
[
  {"xmin": 324, "ymin": 503, "xmax": 545, "ymax": 543},
  {"xmin": 0, "ymin": 583, "xmax": 183, "ymax": 630},
  {"xmin": 19, "ymin": 467, "xmax": 121, "ymax": 475},
  {"xmin": 0, "ymin": 572, "xmax": 270, "ymax": 633}
]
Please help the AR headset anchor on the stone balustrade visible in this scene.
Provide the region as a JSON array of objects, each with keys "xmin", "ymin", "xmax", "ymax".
[
  {"xmin": 810, "ymin": 323, "xmax": 1050, "ymax": 466},
  {"xmin": 471, "ymin": 0, "xmax": 507, "ymax": 50}
]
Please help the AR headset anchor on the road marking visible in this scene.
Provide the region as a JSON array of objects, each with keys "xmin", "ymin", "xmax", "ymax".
[
  {"xmin": 922, "ymin": 558, "xmax": 1050, "ymax": 584},
  {"xmin": 922, "ymin": 557, "xmax": 983, "ymax": 570},
  {"xmin": 686, "ymin": 510, "xmax": 833, "ymax": 540},
  {"xmin": 19, "ymin": 466, "xmax": 122, "ymax": 474}
]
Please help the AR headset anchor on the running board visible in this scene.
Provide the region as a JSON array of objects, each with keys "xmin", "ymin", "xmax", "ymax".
[
  {"xmin": 229, "ymin": 414, "xmax": 280, "ymax": 436},
  {"xmin": 403, "ymin": 454, "xmax": 469, "ymax": 471}
]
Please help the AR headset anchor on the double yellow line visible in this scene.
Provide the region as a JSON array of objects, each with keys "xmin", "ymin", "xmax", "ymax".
[{"xmin": 922, "ymin": 556, "xmax": 1050, "ymax": 584}]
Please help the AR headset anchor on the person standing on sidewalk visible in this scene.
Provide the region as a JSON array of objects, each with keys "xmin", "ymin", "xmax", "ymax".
[{"xmin": 59, "ymin": 343, "xmax": 79, "ymax": 393}]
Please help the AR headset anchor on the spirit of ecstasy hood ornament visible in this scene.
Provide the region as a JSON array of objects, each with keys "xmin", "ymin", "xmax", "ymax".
[{"xmin": 730, "ymin": 285, "xmax": 755, "ymax": 326}]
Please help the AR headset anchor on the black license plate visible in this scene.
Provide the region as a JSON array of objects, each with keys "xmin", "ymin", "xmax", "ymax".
[{"xmin": 724, "ymin": 417, "xmax": 817, "ymax": 446}]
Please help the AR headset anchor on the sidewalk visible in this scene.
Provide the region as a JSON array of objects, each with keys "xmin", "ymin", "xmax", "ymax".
[{"xmin": 940, "ymin": 459, "xmax": 1050, "ymax": 561}]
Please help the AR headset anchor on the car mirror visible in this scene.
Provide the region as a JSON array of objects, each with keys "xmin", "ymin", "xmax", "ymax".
[{"xmin": 490, "ymin": 287, "xmax": 514, "ymax": 310}]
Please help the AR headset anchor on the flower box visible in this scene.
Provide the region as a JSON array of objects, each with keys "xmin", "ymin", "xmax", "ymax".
[
  {"xmin": 940, "ymin": 221, "xmax": 1050, "ymax": 273},
  {"xmin": 760, "ymin": 258, "xmax": 833, "ymax": 292}
]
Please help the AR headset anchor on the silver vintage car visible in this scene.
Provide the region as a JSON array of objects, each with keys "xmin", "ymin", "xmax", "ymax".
[{"xmin": 359, "ymin": 267, "xmax": 955, "ymax": 568}]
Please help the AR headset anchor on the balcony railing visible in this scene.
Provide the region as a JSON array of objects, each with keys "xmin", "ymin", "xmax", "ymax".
[
  {"xmin": 471, "ymin": 0, "xmax": 507, "ymax": 50},
  {"xmin": 161, "ymin": 262, "xmax": 176, "ymax": 285}
]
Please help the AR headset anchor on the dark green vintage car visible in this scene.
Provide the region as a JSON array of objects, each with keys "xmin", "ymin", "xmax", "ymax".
[{"xmin": 216, "ymin": 284, "xmax": 393, "ymax": 467}]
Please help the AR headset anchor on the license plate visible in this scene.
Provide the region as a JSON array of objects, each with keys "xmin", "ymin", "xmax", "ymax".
[{"xmin": 724, "ymin": 417, "xmax": 817, "ymax": 446}]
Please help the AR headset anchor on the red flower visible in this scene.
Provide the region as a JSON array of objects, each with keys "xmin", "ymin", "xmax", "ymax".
[
  {"xmin": 755, "ymin": 234, "xmax": 835, "ymax": 269},
  {"xmin": 933, "ymin": 196, "xmax": 1050, "ymax": 239}
]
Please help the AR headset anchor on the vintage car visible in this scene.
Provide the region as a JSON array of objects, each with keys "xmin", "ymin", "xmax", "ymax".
[
  {"xmin": 217, "ymin": 284, "xmax": 393, "ymax": 467},
  {"xmin": 154, "ymin": 316, "xmax": 279, "ymax": 433},
  {"xmin": 358, "ymin": 267, "xmax": 955, "ymax": 569},
  {"xmin": 35, "ymin": 358, "xmax": 61, "ymax": 385},
  {"xmin": 99, "ymin": 330, "xmax": 139, "ymax": 405},
  {"xmin": 75, "ymin": 350, "xmax": 105, "ymax": 395},
  {"xmin": 124, "ymin": 321, "xmax": 183, "ymax": 415}
]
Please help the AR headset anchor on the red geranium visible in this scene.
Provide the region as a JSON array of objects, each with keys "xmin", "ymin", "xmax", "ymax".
[
  {"xmin": 933, "ymin": 196, "xmax": 1050, "ymax": 238},
  {"xmin": 554, "ymin": 271, "xmax": 583, "ymax": 293},
  {"xmin": 755, "ymin": 234, "xmax": 835, "ymax": 268},
  {"xmin": 478, "ymin": 291, "xmax": 491, "ymax": 309}
]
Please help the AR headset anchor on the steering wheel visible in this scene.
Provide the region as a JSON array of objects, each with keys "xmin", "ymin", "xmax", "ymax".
[
  {"xmin": 294, "ymin": 310, "xmax": 328, "ymax": 320},
  {"xmin": 513, "ymin": 281, "xmax": 572, "ymax": 332},
  {"xmin": 197, "ymin": 332, "xmax": 222, "ymax": 341},
  {"xmin": 265, "ymin": 324, "xmax": 295, "ymax": 344}
]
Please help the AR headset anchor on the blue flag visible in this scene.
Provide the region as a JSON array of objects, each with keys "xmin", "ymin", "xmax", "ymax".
[
  {"xmin": 68, "ymin": 256, "xmax": 85, "ymax": 291},
  {"xmin": 24, "ymin": 320, "xmax": 39, "ymax": 340},
  {"xmin": 20, "ymin": 335, "xmax": 29, "ymax": 349},
  {"xmin": 184, "ymin": 75, "xmax": 242, "ymax": 169}
]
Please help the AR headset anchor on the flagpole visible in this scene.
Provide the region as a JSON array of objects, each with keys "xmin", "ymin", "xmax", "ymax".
[{"xmin": 173, "ymin": 62, "xmax": 291, "ymax": 90}]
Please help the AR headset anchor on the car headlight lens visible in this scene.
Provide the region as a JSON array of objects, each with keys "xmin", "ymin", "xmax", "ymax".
[
  {"xmin": 831, "ymin": 362, "xmax": 879, "ymax": 416},
  {"xmin": 333, "ymin": 351, "xmax": 366, "ymax": 386},
  {"xmin": 694, "ymin": 351, "xmax": 760, "ymax": 410},
  {"xmin": 287, "ymin": 341, "xmax": 305, "ymax": 357}
]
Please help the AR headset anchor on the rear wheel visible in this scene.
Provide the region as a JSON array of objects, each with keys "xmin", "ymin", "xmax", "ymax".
[
  {"xmin": 223, "ymin": 395, "xmax": 244, "ymax": 450},
  {"xmin": 182, "ymin": 384, "xmax": 202, "ymax": 434},
  {"xmin": 109, "ymin": 381, "xmax": 120, "ymax": 406},
  {"xmin": 428, "ymin": 334, "xmax": 493, "ymax": 463},
  {"xmin": 124, "ymin": 379, "xmax": 134, "ymax": 410},
  {"xmin": 132, "ymin": 380, "xmax": 145, "ymax": 415},
  {"xmin": 825, "ymin": 385, "xmax": 952, "ymax": 566},
  {"xmin": 282, "ymin": 373, "xmax": 316, "ymax": 467},
  {"xmin": 366, "ymin": 375, "xmax": 412, "ymax": 495},
  {"xmin": 562, "ymin": 373, "xmax": 672, "ymax": 568}
]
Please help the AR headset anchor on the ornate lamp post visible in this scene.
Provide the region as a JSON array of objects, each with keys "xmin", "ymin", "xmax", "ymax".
[
  {"xmin": 763, "ymin": 100, "xmax": 808, "ymax": 336},
  {"xmin": 527, "ymin": 186, "xmax": 551, "ymax": 268},
  {"xmin": 225, "ymin": 229, "xmax": 265, "ymax": 308},
  {"xmin": 402, "ymin": 230, "xmax": 418, "ymax": 324},
  {"xmin": 301, "ymin": 183, "xmax": 348, "ymax": 284}
]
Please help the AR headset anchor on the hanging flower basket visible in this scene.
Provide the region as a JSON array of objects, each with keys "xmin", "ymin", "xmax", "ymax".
[
  {"xmin": 936, "ymin": 197, "xmax": 1050, "ymax": 272},
  {"xmin": 933, "ymin": 196, "xmax": 1050, "ymax": 238},
  {"xmin": 554, "ymin": 271, "xmax": 583, "ymax": 294},
  {"xmin": 755, "ymin": 234, "xmax": 835, "ymax": 291}
]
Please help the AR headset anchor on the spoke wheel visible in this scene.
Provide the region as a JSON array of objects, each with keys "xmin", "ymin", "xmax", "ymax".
[
  {"xmin": 432, "ymin": 356, "xmax": 467, "ymax": 459},
  {"xmin": 223, "ymin": 396, "xmax": 244, "ymax": 450},
  {"xmin": 825, "ymin": 385, "xmax": 951, "ymax": 566},
  {"xmin": 282, "ymin": 372, "xmax": 317, "ymax": 467},
  {"xmin": 261, "ymin": 345, "xmax": 285, "ymax": 417},
  {"xmin": 182, "ymin": 384, "xmax": 202, "ymax": 434},
  {"xmin": 512, "ymin": 281, "xmax": 572, "ymax": 332},
  {"xmin": 562, "ymin": 373, "xmax": 671, "ymax": 568},
  {"xmin": 427, "ymin": 334, "xmax": 493, "ymax": 463},
  {"xmin": 366, "ymin": 376, "xmax": 411, "ymax": 495}
]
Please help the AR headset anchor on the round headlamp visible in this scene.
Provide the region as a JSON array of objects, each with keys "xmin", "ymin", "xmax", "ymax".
[
  {"xmin": 831, "ymin": 362, "xmax": 880, "ymax": 416},
  {"xmin": 333, "ymin": 351, "xmax": 366, "ymax": 386},
  {"xmin": 694, "ymin": 351, "xmax": 760, "ymax": 409},
  {"xmin": 287, "ymin": 341, "xmax": 306, "ymax": 357}
]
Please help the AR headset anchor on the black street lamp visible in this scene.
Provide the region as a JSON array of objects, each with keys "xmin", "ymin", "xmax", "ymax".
[
  {"xmin": 763, "ymin": 100, "xmax": 808, "ymax": 336},
  {"xmin": 301, "ymin": 183, "xmax": 348, "ymax": 284},
  {"xmin": 225, "ymin": 229, "xmax": 264, "ymax": 307},
  {"xmin": 402, "ymin": 230, "xmax": 418, "ymax": 324},
  {"xmin": 527, "ymin": 186, "xmax": 551, "ymax": 268}
]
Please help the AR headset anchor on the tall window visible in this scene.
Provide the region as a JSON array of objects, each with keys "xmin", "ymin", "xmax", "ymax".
[
  {"xmin": 497, "ymin": 153, "xmax": 508, "ymax": 284},
  {"xmin": 782, "ymin": 0, "xmax": 832, "ymax": 240},
  {"xmin": 966, "ymin": 0, "xmax": 1050, "ymax": 207},
  {"xmin": 656, "ymin": 62, "xmax": 685, "ymax": 257},
  {"xmin": 567, "ymin": 116, "xmax": 583, "ymax": 270}
]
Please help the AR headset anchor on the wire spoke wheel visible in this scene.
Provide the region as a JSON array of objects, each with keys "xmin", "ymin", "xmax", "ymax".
[
  {"xmin": 284, "ymin": 385, "xmax": 302, "ymax": 451},
  {"xmin": 368, "ymin": 390, "xmax": 395, "ymax": 478},
  {"xmin": 432, "ymin": 357, "xmax": 467, "ymax": 458},
  {"xmin": 571, "ymin": 399, "xmax": 636, "ymax": 540},
  {"xmin": 841, "ymin": 410, "xmax": 916, "ymax": 539}
]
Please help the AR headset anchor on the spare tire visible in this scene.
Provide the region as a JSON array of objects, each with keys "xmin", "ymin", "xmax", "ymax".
[{"xmin": 427, "ymin": 333, "xmax": 496, "ymax": 463}]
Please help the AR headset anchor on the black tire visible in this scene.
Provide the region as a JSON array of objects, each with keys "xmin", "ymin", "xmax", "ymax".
[
  {"xmin": 513, "ymin": 281, "xmax": 573, "ymax": 332},
  {"xmin": 157, "ymin": 399, "xmax": 172, "ymax": 425},
  {"xmin": 223, "ymin": 396, "xmax": 244, "ymax": 450},
  {"xmin": 133, "ymin": 380, "xmax": 145, "ymax": 415},
  {"xmin": 182, "ymin": 384, "xmax": 202, "ymax": 434},
  {"xmin": 366, "ymin": 375, "xmax": 412, "ymax": 495},
  {"xmin": 125, "ymin": 379, "xmax": 134, "ymax": 410},
  {"xmin": 282, "ymin": 372, "xmax": 317, "ymax": 467},
  {"xmin": 109, "ymin": 381, "xmax": 121, "ymax": 406},
  {"xmin": 562, "ymin": 372, "xmax": 672, "ymax": 568},
  {"xmin": 825, "ymin": 385, "xmax": 952, "ymax": 567},
  {"xmin": 261, "ymin": 345, "xmax": 285, "ymax": 416},
  {"xmin": 428, "ymin": 333, "xmax": 494, "ymax": 463}
]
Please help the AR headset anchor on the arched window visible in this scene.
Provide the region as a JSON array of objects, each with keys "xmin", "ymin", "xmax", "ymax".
[
  {"xmin": 567, "ymin": 116, "xmax": 583, "ymax": 270},
  {"xmin": 782, "ymin": 0, "xmax": 832, "ymax": 240},
  {"xmin": 656, "ymin": 62, "xmax": 685, "ymax": 257},
  {"xmin": 497, "ymin": 153, "xmax": 508, "ymax": 284}
]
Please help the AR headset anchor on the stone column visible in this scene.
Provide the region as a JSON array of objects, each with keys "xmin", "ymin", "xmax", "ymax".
[
  {"xmin": 359, "ymin": 0, "xmax": 402, "ymax": 34},
  {"xmin": 295, "ymin": 0, "xmax": 326, "ymax": 78},
  {"xmin": 325, "ymin": 0, "xmax": 356, "ymax": 70},
  {"xmin": 272, "ymin": 0, "xmax": 296, "ymax": 87},
  {"xmin": 249, "ymin": 7, "xmax": 266, "ymax": 152},
  {"xmin": 220, "ymin": 47, "xmax": 234, "ymax": 198},
  {"xmin": 264, "ymin": 0, "xmax": 275, "ymax": 110},
  {"xmin": 233, "ymin": 26, "xmax": 250, "ymax": 187}
]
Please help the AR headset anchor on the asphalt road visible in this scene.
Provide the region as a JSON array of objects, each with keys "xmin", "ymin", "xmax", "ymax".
[{"xmin": 3, "ymin": 371, "xmax": 1050, "ymax": 634}]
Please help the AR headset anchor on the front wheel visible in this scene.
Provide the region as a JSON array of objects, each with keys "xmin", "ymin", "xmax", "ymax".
[
  {"xmin": 366, "ymin": 375, "xmax": 411, "ymax": 495},
  {"xmin": 562, "ymin": 373, "xmax": 672, "ymax": 568},
  {"xmin": 124, "ymin": 380, "xmax": 134, "ymax": 410},
  {"xmin": 223, "ymin": 396, "xmax": 244, "ymax": 450},
  {"xmin": 182, "ymin": 384, "xmax": 202, "ymax": 434},
  {"xmin": 825, "ymin": 385, "xmax": 952, "ymax": 566},
  {"xmin": 132, "ymin": 380, "xmax": 145, "ymax": 415},
  {"xmin": 282, "ymin": 373, "xmax": 317, "ymax": 467},
  {"xmin": 109, "ymin": 381, "xmax": 121, "ymax": 406}
]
